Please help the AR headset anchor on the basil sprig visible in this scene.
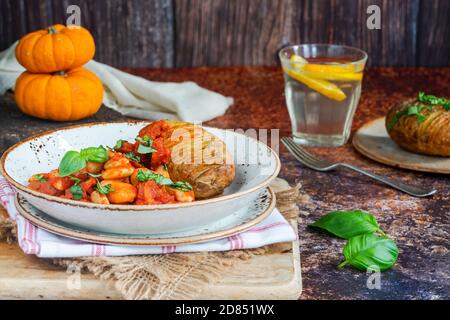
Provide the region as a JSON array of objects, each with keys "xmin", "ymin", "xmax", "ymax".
[
  {"xmin": 59, "ymin": 146, "xmax": 108, "ymax": 177},
  {"xmin": 170, "ymin": 181, "xmax": 194, "ymax": 192},
  {"xmin": 136, "ymin": 135, "xmax": 156, "ymax": 154},
  {"xmin": 69, "ymin": 176, "xmax": 81, "ymax": 185},
  {"xmin": 124, "ymin": 152, "xmax": 141, "ymax": 163},
  {"xmin": 137, "ymin": 170, "xmax": 172, "ymax": 185},
  {"xmin": 95, "ymin": 181, "xmax": 113, "ymax": 195},
  {"xmin": 113, "ymin": 139, "xmax": 124, "ymax": 150},
  {"xmin": 338, "ymin": 234, "xmax": 399, "ymax": 272},
  {"xmin": 310, "ymin": 210, "xmax": 386, "ymax": 239},
  {"xmin": 34, "ymin": 174, "xmax": 46, "ymax": 182},
  {"xmin": 69, "ymin": 184, "xmax": 83, "ymax": 200},
  {"xmin": 137, "ymin": 144, "xmax": 157, "ymax": 154},
  {"xmin": 136, "ymin": 169, "xmax": 193, "ymax": 192},
  {"xmin": 310, "ymin": 210, "xmax": 398, "ymax": 272}
]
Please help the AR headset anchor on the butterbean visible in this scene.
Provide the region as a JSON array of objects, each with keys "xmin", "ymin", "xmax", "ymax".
[
  {"xmin": 90, "ymin": 191, "xmax": 110, "ymax": 204},
  {"xmin": 101, "ymin": 180, "xmax": 137, "ymax": 204},
  {"xmin": 102, "ymin": 165, "xmax": 134, "ymax": 180}
]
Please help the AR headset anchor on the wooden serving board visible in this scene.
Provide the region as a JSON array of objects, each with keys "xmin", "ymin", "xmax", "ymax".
[{"xmin": 0, "ymin": 220, "xmax": 301, "ymax": 300}]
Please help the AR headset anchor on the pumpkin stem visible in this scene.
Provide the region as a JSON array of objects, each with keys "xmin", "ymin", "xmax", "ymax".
[
  {"xmin": 53, "ymin": 71, "xmax": 66, "ymax": 76},
  {"xmin": 48, "ymin": 26, "xmax": 59, "ymax": 34}
]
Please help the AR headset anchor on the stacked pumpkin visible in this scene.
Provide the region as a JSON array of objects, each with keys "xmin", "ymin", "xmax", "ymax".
[{"xmin": 14, "ymin": 24, "xmax": 103, "ymax": 121}]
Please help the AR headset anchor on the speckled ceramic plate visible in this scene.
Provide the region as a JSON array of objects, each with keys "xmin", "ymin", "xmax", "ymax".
[
  {"xmin": 0, "ymin": 121, "xmax": 280, "ymax": 234},
  {"xmin": 15, "ymin": 187, "xmax": 275, "ymax": 246},
  {"xmin": 353, "ymin": 117, "xmax": 450, "ymax": 174}
]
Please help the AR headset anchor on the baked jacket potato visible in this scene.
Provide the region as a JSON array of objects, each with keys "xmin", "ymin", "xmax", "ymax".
[
  {"xmin": 386, "ymin": 98, "xmax": 450, "ymax": 157},
  {"xmin": 139, "ymin": 120, "xmax": 235, "ymax": 199}
]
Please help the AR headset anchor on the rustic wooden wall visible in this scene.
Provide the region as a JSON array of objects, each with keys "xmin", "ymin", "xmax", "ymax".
[{"xmin": 1, "ymin": 0, "xmax": 449, "ymax": 67}]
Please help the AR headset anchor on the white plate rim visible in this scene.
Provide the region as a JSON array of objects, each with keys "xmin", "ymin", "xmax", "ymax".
[{"xmin": 15, "ymin": 187, "xmax": 276, "ymax": 246}]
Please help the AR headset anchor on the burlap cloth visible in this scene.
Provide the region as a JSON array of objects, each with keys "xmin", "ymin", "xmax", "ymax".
[{"xmin": 0, "ymin": 177, "xmax": 309, "ymax": 300}]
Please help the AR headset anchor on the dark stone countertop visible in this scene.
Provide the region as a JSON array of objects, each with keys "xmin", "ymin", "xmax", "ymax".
[{"xmin": 0, "ymin": 66, "xmax": 449, "ymax": 300}]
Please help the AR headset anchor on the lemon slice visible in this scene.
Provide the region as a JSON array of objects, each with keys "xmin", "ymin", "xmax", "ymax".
[
  {"xmin": 284, "ymin": 68, "xmax": 347, "ymax": 101},
  {"xmin": 290, "ymin": 54, "xmax": 308, "ymax": 64},
  {"xmin": 304, "ymin": 63, "xmax": 356, "ymax": 74},
  {"xmin": 289, "ymin": 54, "xmax": 362, "ymax": 77},
  {"xmin": 302, "ymin": 70, "xmax": 363, "ymax": 81}
]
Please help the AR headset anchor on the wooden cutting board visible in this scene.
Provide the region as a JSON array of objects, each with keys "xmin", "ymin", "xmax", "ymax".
[{"xmin": 0, "ymin": 219, "xmax": 301, "ymax": 300}]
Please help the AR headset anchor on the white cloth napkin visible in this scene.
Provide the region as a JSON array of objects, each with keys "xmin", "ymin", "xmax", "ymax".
[
  {"xmin": 0, "ymin": 177, "xmax": 297, "ymax": 258},
  {"xmin": 0, "ymin": 42, "xmax": 233, "ymax": 122}
]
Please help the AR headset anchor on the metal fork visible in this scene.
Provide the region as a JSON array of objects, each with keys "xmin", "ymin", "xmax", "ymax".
[{"xmin": 281, "ymin": 137, "xmax": 437, "ymax": 197}]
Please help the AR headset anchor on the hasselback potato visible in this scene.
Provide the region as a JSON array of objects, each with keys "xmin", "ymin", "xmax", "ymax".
[
  {"xmin": 385, "ymin": 95, "xmax": 450, "ymax": 157},
  {"xmin": 138, "ymin": 120, "xmax": 235, "ymax": 199}
]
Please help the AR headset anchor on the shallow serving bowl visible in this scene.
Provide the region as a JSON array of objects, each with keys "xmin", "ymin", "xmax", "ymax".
[{"xmin": 0, "ymin": 121, "xmax": 280, "ymax": 235}]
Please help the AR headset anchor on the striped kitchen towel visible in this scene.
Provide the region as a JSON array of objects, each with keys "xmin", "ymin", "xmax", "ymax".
[{"xmin": 0, "ymin": 177, "xmax": 297, "ymax": 258}]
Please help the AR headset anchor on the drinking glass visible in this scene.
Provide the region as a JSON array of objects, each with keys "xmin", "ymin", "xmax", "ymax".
[{"xmin": 279, "ymin": 44, "xmax": 367, "ymax": 147}]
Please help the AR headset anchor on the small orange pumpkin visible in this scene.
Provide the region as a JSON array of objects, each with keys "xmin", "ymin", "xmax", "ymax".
[
  {"xmin": 15, "ymin": 24, "xmax": 95, "ymax": 73},
  {"xmin": 15, "ymin": 67, "xmax": 104, "ymax": 121}
]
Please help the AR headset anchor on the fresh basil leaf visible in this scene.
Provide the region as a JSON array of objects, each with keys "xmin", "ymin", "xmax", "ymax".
[
  {"xmin": 124, "ymin": 152, "xmax": 141, "ymax": 163},
  {"xmin": 34, "ymin": 174, "xmax": 46, "ymax": 182},
  {"xmin": 69, "ymin": 184, "xmax": 84, "ymax": 200},
  {"xmin": 79, "ymin": 146, "xmax": 108, "ymax": 163},
  {"xmin": 170, "ymin": 181, "xmax": 193, "ymax": 192},
  {"xmin": 155, "ymin": 175, "xmax": 172, "ymax": 185},
  {"xmin": 87, "ymin": 172, "xmax": 102, "ymax": 178},
  {"xmin": 310, "ymin": 210, "xmax": 385, "ymax": 239},
  {"xmin": 338, "ymin": 234, "xmax": 399, "ymax": 272},
  {"xmin": 59, "ymin": 151, "xmax": 86, "ymax": 177},
  {"xmin": 136, "ymin": 169, "xmax": 149, "ymax": 182},
  {"xmin": 137, "ymin": 143, "xmax": 157, "ymax": 154},
  {"xmin": 113, "ymin": 139, "xmax": 124, "ymax": 150},
  {"xmin": 96, "ymin": 181, "xmax": 113, "ymax": 195},
  {"xmin": 135, "ymin": 136, "xmax": 153, "ymax": 145},
  {"xmin": 417, "ymin": 114, "xmax": 427, "ymax": 123},
  {"xmin": 69, "ymin": 176, "xmax": 81, "ymax": 185},
  {"xmin": 136, "ymin": 169, "xmax": 173, "ymax": 185}
]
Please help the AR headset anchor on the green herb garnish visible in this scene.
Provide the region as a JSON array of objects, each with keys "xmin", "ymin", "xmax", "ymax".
[
  {"xmin": 34, "ymin": 174, "xmax": 46, "ymax": 182},
  {"xmin": 418, "ymin": 92, "xmax": 450, "ymax": 110},
  {"xmin": 387, "ymin": 92, "xmax": 449, "ymax": 131},
  {"xmin": 137, "ymin": 144, "xmax": 157, "ymax": 154},
  {"xmin": 69, "ymin": 184, "xmax": 84, "ymax": 200},
  {"xmin": 387, "ymin": 103, "xmax": 426, "ymax": 131},
  {"xmin": 79, "ymin": 146, "xmax": 108, "ymax": 163},
  {"xmin": 163, "ymin": 163, "xmax": 169, "ymax": 171},
  {"xmin": 69, "ymin": 176, "xmax": 81, "ymax": 185},
  {"xmin": 310, "ymin": 210, "xmax": 398, "ymax": 272},
  {"xmin": 136, "ymin": 169, "xmax": 172, "ymax": 185},
  {"xmin": 136, "ymin": 169, "xmax": 192, "ymax": 191},
  {"xmin": 87, "ymin": 172, "xmax": 102, "ymax": 178},
  {"xmin": 136, "ymin": 136, "xmax": 156, "ymax": 154},
  {"xmin": 169, "ymin": 181, "xmax": 193, "ymax": 192},
  {"xmin": 124, "ymin": 152, "xmax": 141, "ymax": 163},
  {"xmin": 95, "ymin": 181, "xmax": 113, "ymax": 195},
  {"xmin": 135, "ymin": 135, "xmax": 152, "ymax": 145},
  {"xmin": 113, "ymin": 139, "xmax": 124, "ymax": 150},
  {"xmin": 59, "ymin": 146, "xmax": 108, "ymax": 177}
]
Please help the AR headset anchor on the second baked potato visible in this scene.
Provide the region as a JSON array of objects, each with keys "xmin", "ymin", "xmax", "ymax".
[{"xmin": 385, "ymin": 93, "xmax": 450, "ymax": 157}]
